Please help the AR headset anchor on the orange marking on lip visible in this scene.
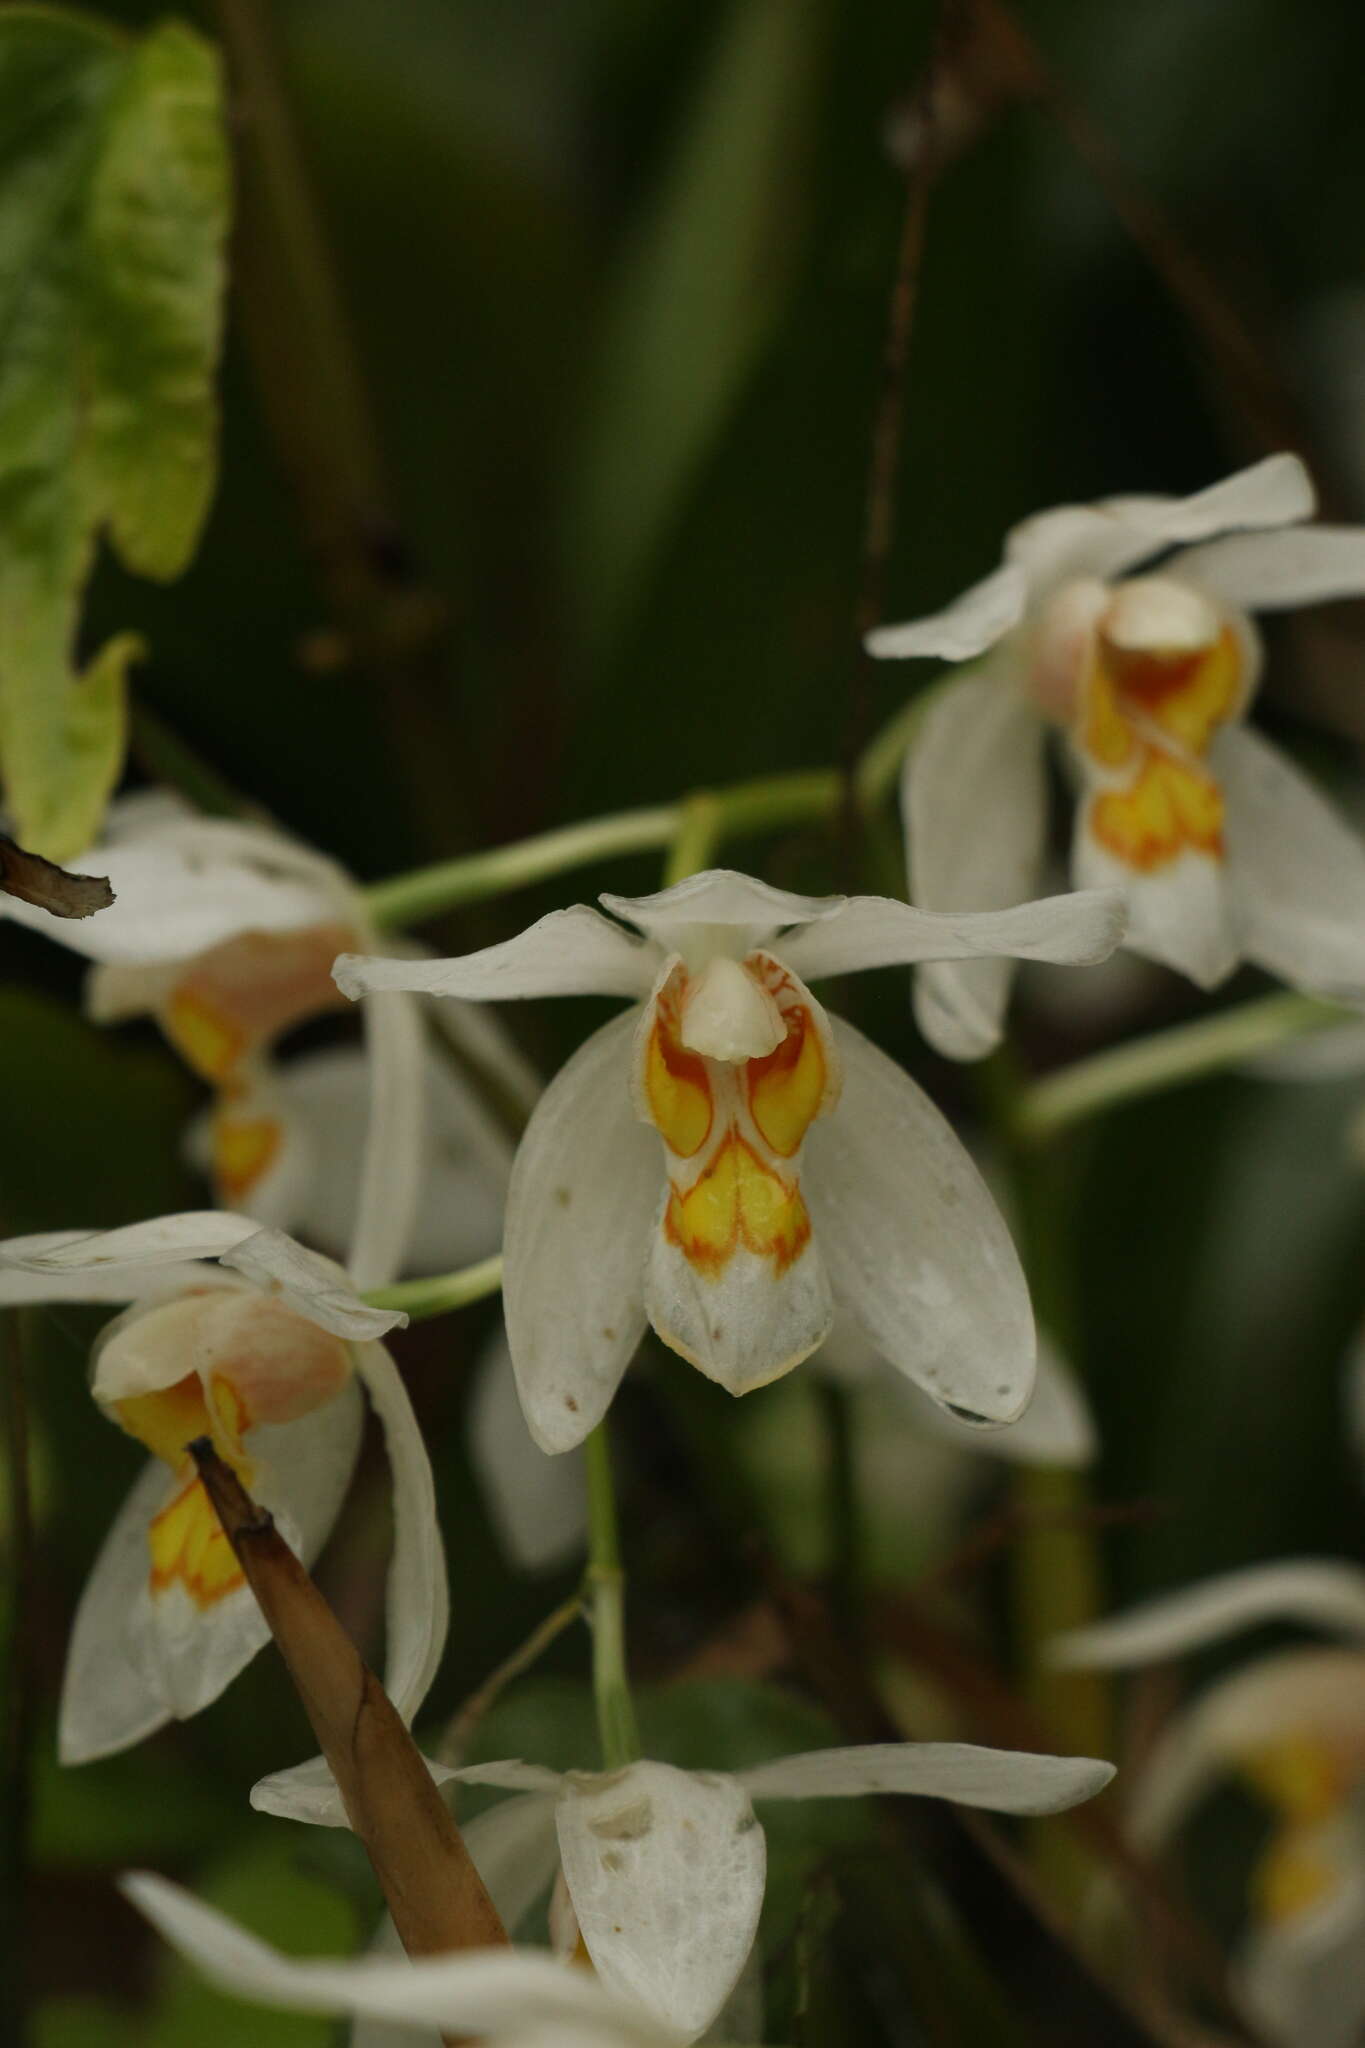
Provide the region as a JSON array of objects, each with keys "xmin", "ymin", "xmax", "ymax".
[
  {"xmin": 663, "ymin": 1131, "xmax": 811, "ymax": 1277},
  {"xmin": 642, "ymin": 974, "xmax": 713, "ymax": 1159},
  {"xmin": 746, "ymin": 1003, "xmax": 826, "ymax": 1159},
  {"xmin": 1089, "ymin": 747, "xmax": 1224, "ymax": 870}
]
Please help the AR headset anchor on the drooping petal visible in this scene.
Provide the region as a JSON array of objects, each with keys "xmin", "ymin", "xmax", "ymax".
[
  {"xmin": 804, "ymin": 1018, "xmax": 1035, "ymax": 1424},
  {"xmin": 1072, "ymin": 791, "xmax": 1238, "ymax": 989},
  {"xmin": 1173, "ymin": 525, "xmax": 1365, "ymax": 611},
  {"xmin": 119, "ymin": 1874, "xmax": 680, "ymax": 2044},
  {"xmin": 1238, "ymin": 1857, "xmax": 1365, "ymax": 2048},
  {"xmin": 187, "ymin": 1067, "xmax": 315, "ymax": 1229},
  {"xmin": 600, "ymin": 870, "xmax": 843, "ymax": 953},
  {"xmin": 352, "ymin": 1342, "xmax": 448, "ymax": 1722},
  {"xmin": 61, "ymin": 1381, "xmax": 365, "ymax": 1763},
  {"xmin": 1006, "ymin": 455, "xmax": 1314, "ymax": 591},
  {"xmin": 0, "ymin": 816, "xmax": 343, "ymax": 964},
  {"xmin": 469, "ymin": 1329, "xmax": 587, "ymax": 1571},
  {"xmin": 736, "ymin": 1741, "xmax": 1113, "ymax": 1813},
  {"xmin": 1218, "ymin": 726, "xmax": 1365, "ymax": 1003},
  {"xmin": 1053, "ymin": 1561, "xmax": 1365, "ymax": 1670},
  {"xmin": 555, "ymin": 1761, "xmax": 766, "ymax": 2040},
  {"xmin": 335, "ymin": 906, "xmax": 656, "ymax": 1004},
  {"xmin": 1123, "ymin": 1647, "xmax": 1365, "ymax": 1851},
  {"xmin": 502, "ymin": 1011, "xmax": 659, "ymax": 1454},
  {"xmin": 426, "ymin": 986, "xmax": 543, "ymax": 1120},
  {"xmin": 461, "ymin": 1792, "xmax": 564, "ymax": 1934},
  {"xmin": 0, "ymin": 1230, "xmax": 216, "ymax": 1306},
  {"xmin": 348, "ymin": 987, "xmax": 429, "ymax": 1291},
  {"xmin": 2, "ymin": 1211, "xmax": 261, "ymax": 1272},
  {"xmin": 900, "ymin": 669, "xmax": 1049, "ymax": 1059},
  {"xmin": 863, "ymin": 562, "xmax": 1029, "ymax": 662},
  {"xmin": 219, "ymin": 1230, "xmax": 409, "ymax": 1341},
  {"xmin": 912, "ymin": 1330, "xmax": 1097, "ymax": 1467},
  {"xmin": 777, "ymin": 887, "xmax": 1125, "ymax": 984}
]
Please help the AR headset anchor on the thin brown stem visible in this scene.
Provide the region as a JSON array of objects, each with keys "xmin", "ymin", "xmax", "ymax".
[{"xmin": 436, "ymin": 1595, "xmax": 584, "ymax": 1768}]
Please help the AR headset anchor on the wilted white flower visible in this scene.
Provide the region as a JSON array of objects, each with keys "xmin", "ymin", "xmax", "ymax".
[
  {"xmin": 869, "ymin": 455, "xmax": 1365, "ymax": 1057},
  {"xmin": 1056, "ymin": 1560, "xmax": 1365, "ymax": 2048},
  {"xmin": 0, "ymin": 1214, "xmax": 441, "ymax": 1764},
  {"xmin": 336, "ymin": 867, "xmax": 1125, "ymax": 1449},
  {"xmin": 257, "ymin": 1736, "xmax": 1113, "ymax": 2041}
]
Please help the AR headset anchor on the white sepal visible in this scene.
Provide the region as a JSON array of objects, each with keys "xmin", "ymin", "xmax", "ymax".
[
  {"xmin": 778, "ymin": 886, "xmax": 1126, "ymax": 984},
  {"xmin": 502, "ymin": 1011, "xmax": 658, "ymax": 1453},
  {"xmin": 470, "ymin": 1330, "xmax": 588, "ymax": 1571},
  {"xmin": 805, "ymin": 1017, "xmax": 1035, "ymax": 1424},
  {"xmin": 737, "ymin": 1741, "xmax": 1114, "ymax": 1812},
  {"xmin": 600, "ymin": 869, "xmax": 842, "ymax": 948},
  {"xmin": 220, "ymin": 1230, "xmax": 408, "ymax": 1340},
  {"xmin": 864, "ymin": 563, "xmax": 1029, "ymax": 662},
  {"xmin": 349, "ymin": 986, "xmax": 428, "ymax": 1292},
  {"xmin": 1052, "ymin": 1560, "xmax": 1365, "ymax": 1670},
  {"xmin": 1175, "ymin": 524, "xmax": 1365, "ymax": 611},
  {"xmin": 335, "ymin": 906, "xmax": 656, "ymax": 1004},
  {"xmin": 0, "ymin": 1231, "xmax": 216, "ymax": 1306}
]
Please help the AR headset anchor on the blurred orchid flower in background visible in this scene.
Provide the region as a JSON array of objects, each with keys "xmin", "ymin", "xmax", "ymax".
[
  {"xmin": 255, "ymin": 1735, "xmax": 1113, "ymax": 2041},
  {"xmin": 1055, "ymin": 1559, "xmax": 1365, "ymax": 2048},
  {"xmin": 336, "ymin": 867, "xmax": 1125, "ymax": 1449},
  {"xmin": 123, "ymin": 1871, "xmax": 693, "ymax": 2048},
  {"xmin": 0, "ymin": 1214, "xmax": 442, "ymax": 1765},
  {"xmin": 868, "ymin": 454, "xmax": 1365, "ymax": 1057}
]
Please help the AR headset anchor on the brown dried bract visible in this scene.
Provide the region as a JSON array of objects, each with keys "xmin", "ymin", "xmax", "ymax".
[{"xmin": 0, "ymin": 834, "xmax": 115, "ymax": 918}]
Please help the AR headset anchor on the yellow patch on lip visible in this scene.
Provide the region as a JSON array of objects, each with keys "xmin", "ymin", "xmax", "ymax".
[
  {"xmin": 664, "ymin": 1132, "xmax": 811, "ymax": 1276},
  {"xmin": 115, "ymin": 1370, "xmax": 255, "ymax": 1610},
  {"xmin": 1242, "ymin": 1736, "xmax": 1345, "ymax": 1826},
  {"xmin": 147, "ymin": 1470, "xmax": 247, "ymax": 1609},
  {"xmin": 212, "ymin": 1111, "xmax": 283, "ymax": 1200},
  {"xmin": 1079, "ymin": 620, "xmax": 1246, "ymax": 873},
  {"xmin": 161, "ymin": 922, "xmax": 356, "ymax": 1083},
  {"xmin": 1090, "ymin": 747, "xmax": 1225, "ymax": 870},
  {"xmin": 643, "ymin": 978, "xmax": 713, "ymax": 1159},
  {"xmin": 746, "ymin": 1001, "xmax": 827, "ymax": 1159}
]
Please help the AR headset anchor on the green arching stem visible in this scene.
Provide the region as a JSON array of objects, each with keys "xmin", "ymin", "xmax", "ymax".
[
  {"xmin": 1014, "ymin": 990, "xmax": 1344, "ymax": 1143},
  {"xmin": 664, "ymin": 790, "xmax": 725, "ymax": 889},
  {"xmin": 583, "ymin": 1424, "xmax": 640, "ymax": 1771},
  {"xmin": 364, "ymin": 1254, "xmax": 502, "ymax": 1322}
]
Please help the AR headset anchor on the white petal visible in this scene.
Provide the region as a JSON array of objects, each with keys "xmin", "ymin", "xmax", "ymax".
[
  {"xmin": 470, "ymin": 1330, "xmax": 588, "ymax": 1571},
  {"xmin": 901, "ymin": 670, "xmax": 1049, "ymax": 1059},
  {"xmin": 863, "ymin": 563, "xmax": 1029, "ymax": 661},
  {"xmin": 1219, "ymin": 726, "xmax": 1365, "ymax": 1002},
  {"xmin": 1175, "ymin": 525, "xmax": 1365, "ymax": 611},
  {"xmin": 84, "ymin": 957, "xmax": 179, "ymax": 1025},
  {"xmin": 804, "ymin": 1018, "xmax": 1035, "ymax": 1423},
  {"xmin": 426, "ymin": 988, "xmax": 543, "ymax": 1120},
  {"xmin": 737, "ymin": 1741, "xmax": 1113, "ymax": 1813},
  {"xmin": 335, "ymin": 906, "xmax": 655, "ymax": 1004},
  {"xmin": 462, "ymin": 1792, "xmax": 564, "ymax": 1933},
  {"xmin": 61, "ymin": 1383, "xmax": 364, "ymax": 1763},
  {"xmin": 1125, "ymin": 1646, "xmax": 1365, "ymax": 1851},
  {"xmin": 600, "ymin": 869, "xmax": 844, "ymax": 948},
  {"xmin": 0, "ymin": 1231, "xmax": 216, "ymax": 1306},
  {"xmin": 913, "ymin": 1330, "xmax": 1096, "ymax": 1467},
  {"xmin": 0, "ymin": 818, "xmax": 343, "ymax": 963},
  {"xmin": 1053, "ymin": 1560, "xmax": 1365, "ymax": 1670},
  {"xmin": 778, "ymin": 888, "xmax": 1126, "ymax": 983},
  {"xmin": 1101, "ymin": 455, "xmax": 1314, "ymax": 545},
  {"xmin": 556, "ymin": 1761, "xmax": 766, "ymax": 2040},
  {"xmin": 119, "ymin": 1875, "xmax": 677, "ymax": 2042},
  {"xmin": 220, "ymin": 1230, "xmax": 408, "ymax": 1340},
  {"xmin": 353, "ymin": 1341, "xmax": 448, "ymax": 1723},
  {"xmin": 59, "ymin": 1461, "xmax": 182, "ymax": 1763},
  {"xmin": 1072, "ymin": 797, "xmax": 1237, "ymax": 989},
  {"xmin": 2, "ymin": 1211, "xmax": 261, "ymax": 1272},
  {"xmin": 252, "ymin": 1750, "xmax": 561, "ymax": 1826},
  {"xmin": 1239, "ymin": 1856, "xmax": 1365, "ymax": 2048},
  {"xmin": 503, "ymin": 1012, "xmax": 659, "ymax": 1453},
  {"xmin": 348, "ymin": 988, "xmax": 428, "ymax": 1291}
]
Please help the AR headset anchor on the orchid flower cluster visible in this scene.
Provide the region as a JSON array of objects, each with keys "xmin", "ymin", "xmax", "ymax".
[{"xmin": 9, "ymin": 453, "xmax": 1365, "ymax": 2048}]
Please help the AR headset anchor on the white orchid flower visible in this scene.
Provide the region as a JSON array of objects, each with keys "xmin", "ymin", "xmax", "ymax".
[
  {"xmin": 868, "ymin": 453, "xmax": 1365, "ymax": 1057},
  {"xmin": 256, "ymin": 1737, "xmax": 1112, "ymax": 2041},
  {"xmin": 2, "ymin": 791, "xmax": 437, "ymax": 1291},
  {"xmin": 1055, "ymin": 1559, "xmax": 1365, "ymax": 2048},
  {"xmin": 0, "ymin": 1213, "xmax": 444, "ymax": 1766},
  {"xmin": 122, "ymin": 1871, "xmax": 690, "ymax": 2048},
  {"xmin": 335, "ymin": 867, "xmax": 1125, "ymax": 1450}
]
